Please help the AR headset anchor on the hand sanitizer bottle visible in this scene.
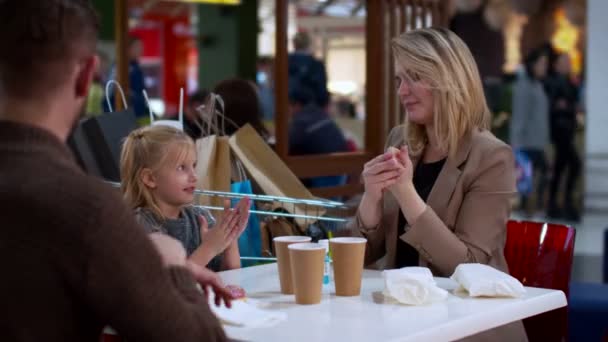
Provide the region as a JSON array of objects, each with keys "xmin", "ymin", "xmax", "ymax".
[{"xmin": 319, "ymin": 239, "xmax": 331, "ymax": 286}]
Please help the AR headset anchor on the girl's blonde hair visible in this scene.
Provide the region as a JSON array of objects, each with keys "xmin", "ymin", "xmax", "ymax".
[
  {"xmin": 392, "ymin": 27, "xmax": 490, "ymax": 157},
  {"xmin": 120, "ymin": 125, "xmax": 195, "ymax": 220}
]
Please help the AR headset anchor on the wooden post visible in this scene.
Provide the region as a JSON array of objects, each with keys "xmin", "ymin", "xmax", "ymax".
[
  {"xmin": 421, "ymin": 0, "xmax": 429, "ymax": 27},
  {"xmin": 114, "ymin": 0, "xmax": 129, "ymax": 111},
  {"xmin": 274, "ymin": 0, "xmax": 289, "ymax": 159},
  {"xmin": 388, "ymin": 0, "xmax": 398, "ymax": 131},
  {"xmin": 432, "ymin": 0, "xmax": 440, "ymax": 26},
  {"xmin": 366, "ymin": 0, "xmax": 386, "ymax": 155},
  {"xmin": 409, "ymin": 0, "xmax": 417, "ymax": 30},
  {"xmin": 399, "ymin": 0, "xmax": 407, "ymax": 33},
  {"xmin": 438, "ymin": 0, "xmax": 450, "ymax": 27}
]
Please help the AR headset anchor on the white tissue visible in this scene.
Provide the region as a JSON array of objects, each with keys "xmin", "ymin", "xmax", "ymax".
[
  {"xmin": 450, "ymin": 263, "xmax": 526, "ymax": 298},
  {"xmin": 383, "ymin": 267, "xmax": 449, "ymax": 305},
  {"xmin": 209, "ymin": 300, "xmax": 287, "ymax": 328}
]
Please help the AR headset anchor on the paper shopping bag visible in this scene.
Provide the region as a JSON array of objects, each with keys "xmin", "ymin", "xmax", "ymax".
[
  {"xmin": 195, "ymin": 136, "xmax": 231, "ymax": 207},
  {"xmin": 229, "ymin": 124, "xmax": 324, "ymax": 227}
]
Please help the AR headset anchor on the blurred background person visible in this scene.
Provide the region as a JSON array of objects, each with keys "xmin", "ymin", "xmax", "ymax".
[
  {"xmin": 214, "ymin": 78, "xmax": 271, "ymax": 142},
  {"xmin": 256, "ymin": 56, "xmax": 275, "ymax": 122},
  {"xmin": 288, "ymin": 31, "xmax": 330, "ymax": 110},
  {"xmin": 105, "ymin": 37, "xmax": 148, "ymax": 122},
  {"xmin": 490, "ymin": 72, "xmax": 517, "ymax": 144},
  {"xmin": 545, "ymin": 52, "xmax": 581, "ymax": 221},
  {"xmin": 183, "ymin": 89, "xmax": 210, "ymax": 141},
  {"xmin": 288, "ymin": 80, "xmax": 348, "ymax": 189},
  {"xmin": 84, "ymin": 49, "xmax": 110, "ymax": 117},
  {"xmin": 510, "ymin": 47, "xmax": 551, "ymax": 216}
]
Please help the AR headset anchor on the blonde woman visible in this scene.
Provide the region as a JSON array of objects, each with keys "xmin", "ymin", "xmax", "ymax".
[{"xmin": 354, "ymin": 28, "xmax": 525, "ymax": 340}]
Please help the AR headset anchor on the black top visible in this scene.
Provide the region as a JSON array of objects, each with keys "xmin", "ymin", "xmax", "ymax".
[
  {"xmin": 395, "ymin": 158, "xmax": 446, "ymax": 268},
  {"xmin": 544, "ymin": 74, "xmax": 579, "ymax": 142}
]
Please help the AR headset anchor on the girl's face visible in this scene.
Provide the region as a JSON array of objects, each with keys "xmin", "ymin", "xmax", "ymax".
[
  {"xmin": 144, "ymin": 143, "xmax": 198, "ymax": 209},
  {"xmin": 395, "ymin": 66, "xmax": 435, "ymax": 126}
]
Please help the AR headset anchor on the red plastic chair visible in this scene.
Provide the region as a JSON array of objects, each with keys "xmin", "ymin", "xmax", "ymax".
[{"xmin": 505, "ymin": 220, "xmax": 576, "ymax": 342}]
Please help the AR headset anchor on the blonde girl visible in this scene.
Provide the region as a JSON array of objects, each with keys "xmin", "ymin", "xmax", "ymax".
[{"xmin": 120, "ymin": 125, "xmax": 250, "ymax": 271}]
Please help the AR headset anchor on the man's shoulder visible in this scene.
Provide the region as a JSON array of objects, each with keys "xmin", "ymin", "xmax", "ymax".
[
  {"xmin": 0, "ymin": 157, "xmax": 131, "ymax": 247},
  {"xmin": 25, "ymin": 161, "xmax": 125, "ymax": 221}
]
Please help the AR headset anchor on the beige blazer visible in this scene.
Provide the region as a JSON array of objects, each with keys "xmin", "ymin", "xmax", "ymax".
[
  {"xmin": 354, "ymin": 125, "xmax": 516, "ymax": 276},
  {"xmin": 353, "ymin": 125, "xmax": 527, "ymax": 341}
]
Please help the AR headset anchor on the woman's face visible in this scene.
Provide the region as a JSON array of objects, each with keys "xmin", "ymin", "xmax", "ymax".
[
  {"xmin": 395, "ymin": 66, "xmax": 434, "ymax": 126},
  {"xmin": 533, "ymin": 55, "xmax": 548, "ymax": 79}
]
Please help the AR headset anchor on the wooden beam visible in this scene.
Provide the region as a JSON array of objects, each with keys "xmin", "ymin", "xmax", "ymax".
[
  {"xmin": 114, "ymin": 0, "xmax": 129, "ymax": 111},
  {"xmin": 412, "ymin": 0, "xmax": 420, "ymax": 30},
  {"xmin": 388, "ymin": 0, "xmax": 398, "ymax": 131},
  {"xmin": 421, "ymin": 0, "xmax": 429, "ymax": 27},
  {"xmin": 431, "ymin": 0, "xmax": 440, "ymax": 26},
  {"xmin": 365, "ymin": 0, "xmax": 386, "ymax": 156},
  {"xmin": 285, "ymin": 152, "xmax": 372, "ymax": 178},
  {"xmin": 399, "ymin": 0, "xmax": 407, "ymax": 33},
  {"xmin": 274, "ymin": 0, "xmax": 289, "ymax": 158},
  {"xmin": 438, "ymin": 0, "xmax": 449, "ymax": 27}
]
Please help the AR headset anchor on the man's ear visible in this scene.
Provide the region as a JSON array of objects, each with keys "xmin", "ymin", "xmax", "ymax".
[{"xmin": 75, "ymin": 55, "xmax": 99, "ymax": 98}]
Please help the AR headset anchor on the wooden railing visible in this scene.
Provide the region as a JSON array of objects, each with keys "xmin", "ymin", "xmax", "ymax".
[
  {"xmin": 111, "ymin": 0, "xmax": 449, "ymax": 200},
  {"xmin": 272, "ymin": 0, "xmax": 449, "ymax": 199}
]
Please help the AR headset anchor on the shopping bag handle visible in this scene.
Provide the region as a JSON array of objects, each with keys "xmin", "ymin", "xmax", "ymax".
[
  {"xmin": 144, "ymin": 88, "xmax": 185, "ymax": 130},
  {"xmin": 195, "ymin": 92, "xmax": 240, "ymax": 137},
  {"xmin": 105, "ymin": 80, "xmax": 128, "ymax": 112}
]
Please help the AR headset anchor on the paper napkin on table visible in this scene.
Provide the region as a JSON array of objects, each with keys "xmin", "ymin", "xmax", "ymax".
[
  {"xmin": 450, "ymin": 263, "xmax": 526, "ymax": 298},
  {"xmin": 383, "ymin": 267, "xmax": 448, "ymax": 305},
  {"xmin": 209, "ymin": 300, "xmax": 287, "ymax": 328}
]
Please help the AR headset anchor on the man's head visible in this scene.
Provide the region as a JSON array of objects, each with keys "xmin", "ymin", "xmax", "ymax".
[
  {"xmin": 129, "ymin": 36, "xmax": 143, "ymax": 61},
  {"xmin": 0, "ymin": 0, "xmax": 100, "ymax": 138},
  {"xmin": 293, "ymin": 32, "xmax": 311, "ymax": 52}
]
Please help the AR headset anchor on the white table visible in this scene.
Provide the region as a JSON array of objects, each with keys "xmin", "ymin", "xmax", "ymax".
[{"xmin": 218, "ymin": 264, "xmax": 566, "ymax": 342}]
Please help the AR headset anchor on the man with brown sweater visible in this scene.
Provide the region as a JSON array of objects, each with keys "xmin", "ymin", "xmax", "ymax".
[{"xmin": 0, "ymin": 1, "xmax": 230, "ymax": 341}]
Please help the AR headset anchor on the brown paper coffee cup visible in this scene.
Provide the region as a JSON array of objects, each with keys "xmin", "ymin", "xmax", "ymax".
[
  {"xmin": 288, "ymin": 243, "xmax": 325, "ymax": 305},
  {"xmin": 274, "ymin": 236, "xmax": 312, "ymax": 294},
  {"xmin": 330, "ymin": 237, "xmax": 367, "ymax": 296}
]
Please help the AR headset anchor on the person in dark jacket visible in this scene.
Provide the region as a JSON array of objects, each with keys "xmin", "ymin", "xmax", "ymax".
[
  {"xmin": 288, "ymin": 80, "xmax": 348, "ymax": 188},
  {"xmin": 545, "ymin": 53, "xmax": 581, "ymax": 221},
  {"xmin": 105, "ymin": 37, "xmax": 148, "ymax": 119},
  {"xmin": 510, "ymin": 48, "xmax": 550, "ymax": 215},
  {"xmin": 288, "ymin": 31, "xmax": 330, "ymax": 109}
]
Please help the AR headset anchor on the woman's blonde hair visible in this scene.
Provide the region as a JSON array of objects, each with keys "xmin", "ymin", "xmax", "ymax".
[
  {"xmin": 392, "ymin": 27, "xmax": 490, "ymax": 157},
  {"xmin": 120, "ymin": 125, "xmax": 195, "ymax": 220}
]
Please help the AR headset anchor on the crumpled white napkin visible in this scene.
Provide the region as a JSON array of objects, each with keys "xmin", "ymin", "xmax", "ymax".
[
  {"xmin": 450, "ymin": 263, "xmax": 526, "ymax": 298},
  {"xmin": 209, "ymin": 300, "xmax": 287, "ymax": 328},
  {"xmin": 383, "ymin": 267, "xmax": 449, "ymax": 305}
]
